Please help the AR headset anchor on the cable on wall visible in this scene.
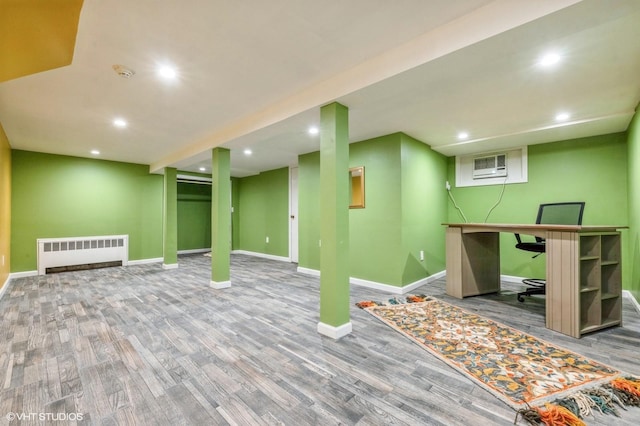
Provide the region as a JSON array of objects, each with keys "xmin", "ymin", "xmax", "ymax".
[
  {"xmin": 446, "ymin": 181, "xmax": 468, "ymax": 223},
  {"xmin": 483, "ymin": 176, "xmax": 508, "ymax": 223}
]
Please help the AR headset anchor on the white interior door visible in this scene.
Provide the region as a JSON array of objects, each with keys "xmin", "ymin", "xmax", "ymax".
[{"xmin": 289, "ymin": 167, "xmax": 299, "ymax": 263}]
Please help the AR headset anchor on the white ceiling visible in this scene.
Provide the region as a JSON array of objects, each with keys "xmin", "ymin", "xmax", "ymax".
[{"xmin": 1, "ymin": 0, "xmax": 639, "ymax": 177}]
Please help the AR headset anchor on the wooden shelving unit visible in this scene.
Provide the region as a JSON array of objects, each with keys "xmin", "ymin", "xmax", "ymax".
[
  {"xmin": 578, "ymin": 232, "xmax": 622, "ymax": 335},
  {"xmin": 445, "ymin": 223, "xmax": 625, "ymax": 338}
]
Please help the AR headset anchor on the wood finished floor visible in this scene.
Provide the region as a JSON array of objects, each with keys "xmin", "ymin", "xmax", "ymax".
[{"xmin": 1, "ymin": 254, "xmax": 639, "ymax": 426}]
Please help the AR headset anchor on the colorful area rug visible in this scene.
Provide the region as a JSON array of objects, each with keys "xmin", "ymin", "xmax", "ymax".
[{"xmin": 357, "ymin": 296, "xmax": 640, "ymax": 424}]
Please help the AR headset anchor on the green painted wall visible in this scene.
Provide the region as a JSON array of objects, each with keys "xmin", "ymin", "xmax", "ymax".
[
  {"xmin": 446, "ymin": 133, "xmax": 629, "ymax": 282},
  {"xmin": 11, "ymin": 150, "xmax": 163, "ymax": 272},
  {"xmin": 0, "ymin": 124, "xmax": 10, "ymax": 286},
  {"xmin": 237, "ymin": 167, "xmax": 289, "ymax": 257},
  {"xmin": 231, "ymin": 177, "xmax": 240, "ymax": 250},
  {"xmin": 348, "ymin": 134, "xmax": 403, "ymax": 285},
  {"xmin": 298, "ymin": 133, "xmax": 448, "ymax": 287},
  {"xmin": 298, "ymin": 152, "xmax": 321, "ymax": 269},
  {"xmin": 627, "ymin": 111, "xmax": 640, "ymax": 300},
  {"xmin": 177, "ymin": 181, "xmax": 211, "ymax": 251},
  {"xmin": 400, "ymin": 134, "xmax": 448, "ymax": 283}
]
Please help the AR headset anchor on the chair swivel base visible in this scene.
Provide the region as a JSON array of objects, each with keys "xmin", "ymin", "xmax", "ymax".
[{"xmin": 517, "ymin": 278, "xmax": 545, "ymax": 303}]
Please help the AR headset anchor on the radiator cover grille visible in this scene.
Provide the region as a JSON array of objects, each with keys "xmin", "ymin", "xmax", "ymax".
[{"xmin": 37, "ymin": 235, "xmax": 129, "ymax": 275}]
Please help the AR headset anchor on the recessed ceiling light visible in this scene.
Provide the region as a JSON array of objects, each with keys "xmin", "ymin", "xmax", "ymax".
[
  {"xmin": 308, "ymin": 126, "xmax": 319, "ymax": 135},
  {"xmin": 199, "ymin": 167, "xmax": 206, "ymax": 172},
  {"xmin": 555, "ymin": 112, "xmax": 570, "ymax": 122},
  {"xmin": 539, "ymin": 52, "xmax": 561, "ymax": 68},
  {"xmin": 457, "ymin": 132, "xmax": 469, "ymax": 140},
  {"xmin": 91, "ymin": 150, "xmax": 100, "ymax": 155},
  {"xmin": 157, "ymin": 65, "xmax": 177, "ymax": 80},
  {"xmin": 113, "ymin": 118, "xmax": 127, "ymax": 128},
  {"xmin": 243, "ymin": 149, "xmax": 252, "ymax": 156}
]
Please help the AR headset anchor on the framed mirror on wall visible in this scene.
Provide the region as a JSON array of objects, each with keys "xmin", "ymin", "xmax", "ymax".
[{"xmin": 349, "ymin": 166, "xmax": 365, "ymax": 209}]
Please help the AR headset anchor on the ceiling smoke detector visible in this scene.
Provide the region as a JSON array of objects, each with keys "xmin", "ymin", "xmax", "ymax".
[{"xmin": 112, "ymin": 64, "xmax": 135, "ymax": 78}]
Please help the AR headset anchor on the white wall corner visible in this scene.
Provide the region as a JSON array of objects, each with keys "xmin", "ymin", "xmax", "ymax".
[{"xmin": 317, "ymin": 321, "xmax": 352, "ymax": 339}]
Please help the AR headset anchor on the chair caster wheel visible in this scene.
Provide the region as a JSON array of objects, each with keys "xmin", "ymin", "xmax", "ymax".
[{"xmin": 517, "ymin": 295, "xmax": 525, "ymax": 303}]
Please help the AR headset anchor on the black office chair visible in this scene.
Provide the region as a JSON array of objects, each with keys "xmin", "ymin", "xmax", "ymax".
[{"xmin": 515, "ymin": 202, "xmax": 585, "ymax": 302}]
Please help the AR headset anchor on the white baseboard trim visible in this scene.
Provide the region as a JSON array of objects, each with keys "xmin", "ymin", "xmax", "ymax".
[
  {"xmin": 500, "ymin": 274, "xmax": 528, "ymax": 284},
  {"xmin": 231, "ymin": 250, "xmax": 290, "ymax": 263},
  {"xmin": 398, "ymin": 270, "xmax": 447, "ymax": 294},
  {"xmin": 210, "ymin": 280, "xmax": 231, "ymax": 289},
  {"xmin": 296, "ymin": 267, "xmax": 446, "ymax": 294},
  {"xmin": 178, "ymin": 248, "xmax": 211, "ymax": 255},
  {"xmin": 7, "ymin": 258, "xmax": 165, "ymax": 276},
  {"xmin": 623, "ymin": 290, "xmax": 640, "ymax": 315},
  {"xmin": 128, "ymin": 257, "xmax": 163, "ymax": 266},
  {"xmin": 317, "ymin": 321, "xmax": 352, "ymax": 339},
  {"xmin": 9, "ymin": 270, "xmax": 38, "ymax": 279},
  {"xmin": 162, "ymin": 263, "xmax": 179, "ymax": 270},
  {"xmin": 0, "ymin": 276, "xmax": 10, "ymax": 301},
  {"xmin": 296, "ymin": 266, "xmax": 320, "ymax": 277}
]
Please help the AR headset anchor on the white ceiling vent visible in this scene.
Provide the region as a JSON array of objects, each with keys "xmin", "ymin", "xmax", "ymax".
[{"xmin": 112, "ymin": 64, "xmax": 135, "ymax": 78}]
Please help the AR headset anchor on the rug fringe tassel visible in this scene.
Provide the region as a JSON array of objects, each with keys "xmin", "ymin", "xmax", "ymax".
[
  {"xmin": 539, "ymin": 403, "xmax": 585, "ymax": 426},
  {"xmin": 610, "ymin": 377, "xmax": 640, "ymax": 403},
  {"xmin": 514, "ymin": 376, "xmax": 640, "ymax": 425}
]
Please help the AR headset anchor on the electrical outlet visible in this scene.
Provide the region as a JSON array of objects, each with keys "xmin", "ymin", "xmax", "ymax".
[
  {"xmin": 266, "ymin": 236, "xmax": 269, "ymax": 243},
  {"xmin": 445, "ymin": 181, "xmax": 451, "ymax": 191},
  {"xmin": 419, "ymin": 250, "xmax": 424, "ymax": 261}
]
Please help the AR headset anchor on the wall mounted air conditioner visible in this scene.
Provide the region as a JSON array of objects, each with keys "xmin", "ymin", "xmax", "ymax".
[{"xmin": 472, "ymin": 153, "xmax": 507, "ymax": 179}]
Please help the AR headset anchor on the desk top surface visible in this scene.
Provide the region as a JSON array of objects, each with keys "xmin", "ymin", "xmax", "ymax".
[{"xmin": 443, "ymin": 223, "xmax": 627, "ymax": 232}]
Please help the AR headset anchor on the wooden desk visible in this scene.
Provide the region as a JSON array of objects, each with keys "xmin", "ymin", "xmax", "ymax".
[{"xmin": 444, "ymin": 223, "xmax": 624, "ymax": 338}]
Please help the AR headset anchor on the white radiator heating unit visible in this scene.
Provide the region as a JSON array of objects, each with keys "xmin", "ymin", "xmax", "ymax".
[{"xmin": 37, "ymin": 235, "xmax": 129, "ymax": 275}]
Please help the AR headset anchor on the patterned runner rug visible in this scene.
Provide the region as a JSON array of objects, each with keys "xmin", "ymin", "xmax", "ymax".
[{"xmin": 357, "ymin": 296, "xmax": 640, "ymax": 424}]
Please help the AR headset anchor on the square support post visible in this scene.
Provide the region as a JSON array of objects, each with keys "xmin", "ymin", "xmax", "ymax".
[
  {"xmin": 318, "ymin": 102, "xmax": 352, "ymax": 339},
  {"xmin": 211, "ymin": 148, "xmax": 232, "ymax": 288},
  {"xmin": 162, "ymin": 167, "xmax": 178, "ymax": 269}
]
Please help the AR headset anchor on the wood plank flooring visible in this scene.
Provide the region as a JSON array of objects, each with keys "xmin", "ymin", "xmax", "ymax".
[{"xmin": 1, "ymin": 254, "xmax": 639, "ymax": 425}]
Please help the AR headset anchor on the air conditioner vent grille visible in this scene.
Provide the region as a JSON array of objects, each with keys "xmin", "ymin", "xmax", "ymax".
[{"xmin": 472, "ymin": 153, "xmax": 507, "ymax": 179}]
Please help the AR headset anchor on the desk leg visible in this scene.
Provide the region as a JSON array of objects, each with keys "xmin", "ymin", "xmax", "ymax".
[
  {"xmin": 446, "ymin": 227, "xmax": 500, "ymax": 298},
  {"xmin": 545, "ymin": 231, "xmax": 580, "ymax": 337}
]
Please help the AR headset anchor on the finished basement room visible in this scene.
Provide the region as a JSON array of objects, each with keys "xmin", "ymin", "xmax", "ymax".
[{"xmin": 1, "ymin": 1, "xmax": 640, "ymax": 425}]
